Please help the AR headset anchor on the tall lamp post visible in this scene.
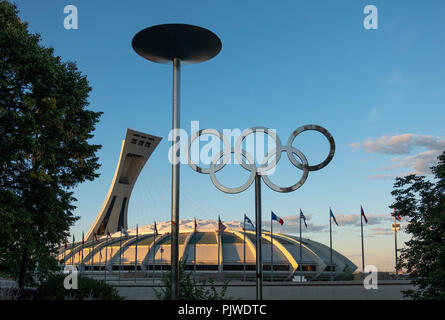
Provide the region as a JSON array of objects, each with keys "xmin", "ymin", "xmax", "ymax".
[
  {"xmin": 186, "ymin": 125, "xmax": 335, "ymax": 299},
  {"xmin": 392, "ymin": 216, "xmax": 401, "ymax": 279},
  {"xmin": 132, "ymin": 24, "xmax": 221, "ymax": 300}
]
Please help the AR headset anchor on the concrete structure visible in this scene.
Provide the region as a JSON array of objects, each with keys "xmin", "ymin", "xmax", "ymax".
[
  {"xmin": 61, "ymin": 220, "xmax": 356, "ymax": 281},
  {"xmin": 111, "ymin": 280, "xmax": 415, "ymax": 300},
  {"xmin": 85, "ymin": 129, "xmax": 161, "ymax": 241}
]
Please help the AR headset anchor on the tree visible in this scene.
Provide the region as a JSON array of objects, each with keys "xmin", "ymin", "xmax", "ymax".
[
  {"xmin": 0, "ymin": 1, "xmax": 102, "ymax": 293},
  {"xmin": 390, "ymin": 151, "xmax": 445, "ymax": 300}
]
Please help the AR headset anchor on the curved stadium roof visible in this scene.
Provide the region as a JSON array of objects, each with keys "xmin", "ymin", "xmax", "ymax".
[{"xmin": 60, "ymin": 219, "xmax": 357, "ymax": 281}]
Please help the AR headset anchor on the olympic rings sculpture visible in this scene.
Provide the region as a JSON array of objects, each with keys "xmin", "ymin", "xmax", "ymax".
[{"xmin": 185, "ymin": 125, "xmax": 335, "ymax": 194}]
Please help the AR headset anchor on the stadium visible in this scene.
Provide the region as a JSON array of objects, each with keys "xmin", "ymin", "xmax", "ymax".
[
  {"xmin": 60, "ymin": 219, "xmax": 357, "ymax": 281},
  {"xmin": 59, "ymin": 129, "xmax": 357, "ymax": 281}
]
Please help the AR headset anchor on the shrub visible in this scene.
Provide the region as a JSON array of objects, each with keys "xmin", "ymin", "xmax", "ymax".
[
  {"xmin": 155, "ymin": 260, "xmax": 232, "ymax": 300},
  {"xmin": 37, "ymin": 273, "xmax": 123, "ymax": 300}
]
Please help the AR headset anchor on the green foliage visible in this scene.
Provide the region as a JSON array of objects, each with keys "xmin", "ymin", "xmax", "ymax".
[
  {"xmin": 37, "ymin": 273, "xmax": 123, "ymax": 300},
  {"xmin": 339, "ymin": 268, "xmax": 354, "ymax": 281},
  {"xmin": 0, "ymin": 1, "xmax": 102, "ymax": 289},
  {"xmin": 391, "ymin": 151, "xmax": 445, "ymax": 300},
  {"xmin": 155, "ymin": 260, "xmax": 232, "ymax": 300}
]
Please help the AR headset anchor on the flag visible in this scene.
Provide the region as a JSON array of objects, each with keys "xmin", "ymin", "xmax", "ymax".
[
  {"xmin": 244, "ymin": 214, "xmax": 254, "ymax": 228},
  {"xmin": 121, "ymin": 227, "xmax": 129, "ymax": 237},
  {"xmin": 154, "ymin": 221, "xmax": 158, "ymax": 236},
  {"xmin": 300, "ymin": 209, "xmax": 307, "ymax": 228},
  {"xmin": 361, "ymin": 206, "xmax": 368, "ymax": 224},
  {"xmin": 330, "ymin": 208, "xmax": 339, "ymax": 226},
  {"xmin": 79, "ymin": 232, "xmax": 84, "ymax": 257},
  {"xmin": 271, "ymin": 211, "xmax": 284, "ymax": 226},
  {"xmin": 218, "ymin": 215, "xmax": 226, "ymax": 232},
  {"xmin": 393, "ymin": 208, "xmax": 402, "ymax": 221},
  {"xmin": 93, "ymin": 232, "xmax": 98, "ymax": 242}
]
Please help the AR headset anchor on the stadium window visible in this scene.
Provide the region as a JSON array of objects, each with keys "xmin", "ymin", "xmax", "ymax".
[{"xmin": 223, "ymin": 264, "xmax": 244, "ymax": 271}]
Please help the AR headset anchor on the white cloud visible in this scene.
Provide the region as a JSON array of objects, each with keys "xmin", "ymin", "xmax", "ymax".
[
  {"xmin": 367, "ymin": 227, "xmax": 395, "ymax": 237},
  {"xmin": 350, "ymin": 134, "xmax": 445, "ymax": 177},
  {"xmin": 334, "ymin": 213, "xmax": 392, "ymax": 226}
]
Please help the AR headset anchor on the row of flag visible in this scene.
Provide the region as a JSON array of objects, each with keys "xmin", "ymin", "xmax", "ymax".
[
  {"xmin": 60, "ymin": 207, "xmax": 403, "ymax": 250},
  {"xmin": 60, "ymin": 207, "xmax": 403, "ymax": 247},
  {"xmin": 61, "ymin": 208, "xmax": 404, "ymax": 279}
]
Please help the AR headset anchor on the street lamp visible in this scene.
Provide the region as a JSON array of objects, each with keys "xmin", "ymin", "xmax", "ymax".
[{"xmin": 132, "ymin": 24, "xmax": 221, "ymax": 300}]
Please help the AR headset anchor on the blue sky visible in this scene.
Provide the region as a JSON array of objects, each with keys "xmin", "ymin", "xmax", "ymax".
[{"xmin": 14, "ymin": 0, "xmax": 445, "ymax": 271}]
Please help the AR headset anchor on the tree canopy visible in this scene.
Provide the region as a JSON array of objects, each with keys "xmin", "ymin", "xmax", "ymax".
[
  {"xmin": 0, "ymin": 1, "xmax": 102, "ymax": 289},
  {"xmin": 391, "ymin": 151, "xmax": 445, "ymax": 300}
]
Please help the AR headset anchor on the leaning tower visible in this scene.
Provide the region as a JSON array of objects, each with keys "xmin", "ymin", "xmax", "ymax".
[{"xmin": 85, "ymin": 129, "xmax": 161, "ymax": 241}]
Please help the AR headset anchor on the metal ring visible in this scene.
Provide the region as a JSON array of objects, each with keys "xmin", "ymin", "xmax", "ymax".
[
  {"xmin": 261, "ymin": 146, "xmax": 309, "ymax": 193},
  {"xmin": 286, "ymin": 124, "xmax": 335, "ymax": 171},
  {"xmin": 234, "ymin": 126, "xmax": 282, "ymax": 175},
  {"xmin": 185, "ymin": 128, "xmax": 231, "ymax": 174},
  {"xmin": 209, "ymin": 148, "xmax": 256, "ymax": 194},
  {"xmin": 187, "ymin": 125, "xmax": 335, "ymax": 194}
]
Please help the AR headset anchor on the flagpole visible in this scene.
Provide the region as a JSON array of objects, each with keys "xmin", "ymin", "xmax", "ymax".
[
  {"xmin": 243, "ymin": 214, "xmax": 246, "ymax": 282},
  {"xmin": 71, "ymin": 235, "xmax": 74, "ymax": 266},
  {"xmin": 300, "ymin": 209, "xmax": 303, "ymax": 283},
  {"xmin": 119, "ymin": 230, "xmax": 122, "ymax": 283},
  {"xmin": 81, "ymin": 232, "xmax": 84, "ymax": 275},
  {"xmin": 161, "ymin": 247, "xmax": 163, "ymax": 276},
  {"xmin": 394, "ymin": 216, "xmax": 398, "ymax": 280},
  {"xmin": 361, "ymin": 207, "xmax": 365, "ymax": 274},
  {"xmin": 63, "ymin": 241, "xmax": 66, "ymax": 268},
  {"xmin": 217, "ymin": 219, "xmax": 220, "ymax": 282},
  {"xmin": 88, "ymin": 241, "xmax": 90, "ymax": 271},
  {"xmin": 92, "ymin": 235, "xmax": 95, "ymax": 272},
  {"xmin": 255, "ymin": 174, "xmax": 263, "ymax": 300},
  {"xmin": 194, "ymin": 218, "xmax": 197, "ymax": 274},
  {"xmin": 135, "ymin": 224, "xmax": 138, "ymax": 283},
  {"xmin": 270, "ymin": 212, "xmax": 273, "ymax": 282},
  {"xmin": 217, "ymin": 215, "xmax": 220, "ymax": 273},
  {"xmin": 330, "ymin": 208, "xmax": 333, "ymax": 282},
  {"xmin": 153, "ymin": 223, "xmax": 156, "ymax": 284},
  {"xmin": 104, "ymin": 233, "xmax": 108, "ymax": 282},
  {"xmin": 99, "ymin": 246, "xmax": 102, "ymax": 274}
]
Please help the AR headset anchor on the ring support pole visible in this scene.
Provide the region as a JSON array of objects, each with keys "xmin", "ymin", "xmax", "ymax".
[
  {"xmin": 255, "ymin": 173, "xmax": 263, "ymax": 300},
  {"xmin": 171, "ymin": 57, "xmax": 180, "ymax": 300}
]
